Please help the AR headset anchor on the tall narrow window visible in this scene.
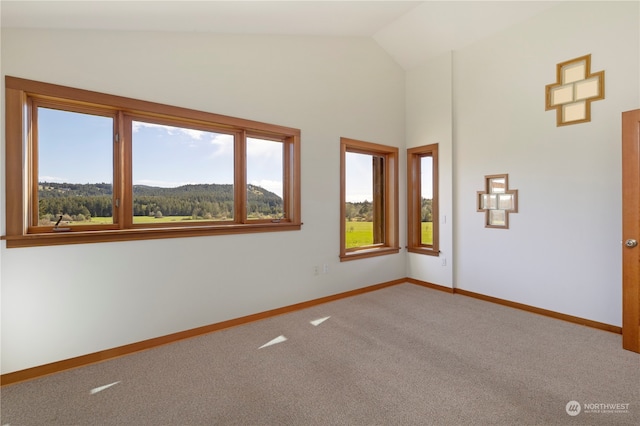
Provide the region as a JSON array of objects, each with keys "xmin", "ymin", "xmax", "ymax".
[
  {"xmin": 407, "ymin": 144, "xmax": 439, "ymax": 256},
  {"xmin": 340, "ymin": 137, "xmax": 399, "ymax": 261},
  {"xmin": 246, "ymin": 137, "xmax": 284, "ymax": 221}
]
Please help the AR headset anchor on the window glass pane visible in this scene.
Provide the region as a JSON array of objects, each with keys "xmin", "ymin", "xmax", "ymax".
[
  {"xmin": 37, "ymin": 107, "xmax": 113, "ymax": 226},
  {"xmin": 408, "ymin": 144, "xmax": 438, "ymax": 255},
  {"xmin": 420, "ymin": 156, "xmax": 433, "ymax": 246},
  {"xmin": 345, "ymin": 151, "xmax": 374, "ymax": 248},
  {"xmin": 132, "ymin": 120, "xmax": 234, "ymax": 223},
  {"xmin": 489, "ymin": 177, "xmax": 506, "ymax": 193},
  {"xmin": 246, "ymin": 137, "xmax": 284, "ymax": 220}
]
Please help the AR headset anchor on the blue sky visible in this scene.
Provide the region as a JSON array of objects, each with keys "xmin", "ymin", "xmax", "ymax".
[
  {"xmin": 38, "ymin": 108, "xmax": 113, "ymax": 185},
  {"xmin": 346, "ymin": 152, "xmax": 433, "ymax": 201},
  {"xmin": 37, "ymin": 107, "xmax": 431, "ymax": 202},
  {"xmin": 345, "ymin": 152, "xmax": 373, "ymax": 203},
  {"xmin": 38, "ymin": 108, "xmax": 285, "ymax": 198}
]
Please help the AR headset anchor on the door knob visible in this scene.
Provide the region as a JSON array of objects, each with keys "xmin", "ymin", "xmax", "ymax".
[{"xmin": 625, "ymin": 239, "xmax": 638, "ymax": 248}]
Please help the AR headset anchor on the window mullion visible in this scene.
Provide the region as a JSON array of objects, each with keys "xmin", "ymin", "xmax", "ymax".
[
  {"xmin": 387, "ymin": 152, "xmax": 397, "ymax": 249},
  {"xmin": 117, "ymin": 112, "xmax": 130, "ymax": 229},
  {"xmin": 416, "ymin": 157, "xmax": 424, "ymax": 246},
  {"xmin": 431, "ymin": 149, "xmax": 439, "ymax": 250},
  {"xmin": 283, "ymin": 136, "xmax": 297, "ymax": 222},
  {"xmin": 410, "ymin": 154, "xmax": 422, "ymax": 246},
  {"xmin": 372, "ymin": 155, "xmax": 385, "ymax": 244},
  {"xmin": 236, "ymin": 130, "xmax": 247, "ymax": 223},
  {"xmin": 29, "ymin": 101, "xmax": 40, "ymax": 229},
  {"xmin": 282, "ymin": 139, "xmax": 290, "ymax": 221}
]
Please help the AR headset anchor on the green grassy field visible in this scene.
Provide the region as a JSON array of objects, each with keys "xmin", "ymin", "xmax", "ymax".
[
  {"xmin": 61, "ymin": 216, "xmax": 218, "ymax": 225},
  {"xmin": 132, "ymin": 216, "xmax": 209, "ymax": 224},
  {"xmin": 345, "ymin": 221, "xmax": 433, "ymax": 248},
  {"xmin": 88, "ymin": 217, "xmax": 113, "ymax": 224},
  {"xmin": 345, "ymin": 221, "xmax": 374, "ymax": 248},
  {"xmin": 421, "ymin": 222, "xmax": 433, "ymax": 245},
  {"xmin": 60, "ymin": 217, "xmax": 433, "ymax": 246}
]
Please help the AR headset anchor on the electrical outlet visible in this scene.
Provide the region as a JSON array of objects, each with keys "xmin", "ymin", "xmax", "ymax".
[{"xmin": 313, "ymin": 266, "xmax": 320, "ymax": 275}]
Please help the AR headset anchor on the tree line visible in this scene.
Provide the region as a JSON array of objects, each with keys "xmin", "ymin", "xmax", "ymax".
[
  {"xmin": 345, "ymin": 198, "xmax": 433, "ymax": 222},
  {"xmin": 38, "ymin": 182, "xmax": 283, "ymax": 223}
]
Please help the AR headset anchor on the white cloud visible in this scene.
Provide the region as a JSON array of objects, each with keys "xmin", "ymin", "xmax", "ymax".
[
  {"xmin": 208, "ymin": 133, "xmax": 234, "ymax": 158},
  {"xmin": 133, "ymin": 120, "xmax": 224, "ymax": 144},
  {"xmin": 211, "ymin": 133, "xmax": 234, "ymax": 144},
  {"xmin": 247, "ymin": 137, "xmax": 282, "ymax": 158},
  {"xmin": 180, "ymin": 128, "xmax": 205, "ymax": 140},
  {"xmin": 132, "ymin": 121, "xmax": 175, "ymax": 134}
]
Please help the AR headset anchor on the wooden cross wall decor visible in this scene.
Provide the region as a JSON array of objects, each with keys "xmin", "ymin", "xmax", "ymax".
[
  {"xmin": 477, "ymin": 174, "xmax": 518, "ymax": 229},
  {"xmin": 545, "ymin": 54, "xmax": 605, "ymax": 126}
]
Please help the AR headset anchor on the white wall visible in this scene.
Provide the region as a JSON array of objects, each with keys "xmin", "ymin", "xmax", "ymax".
[
  {"xmin": 2, "ymin": 1, "xmax": 638, "ymax": 375},
  {"xmin": 452, "ymin": 1, "xmax": 639, "ymax": 326},
  {"xmin": 405, "ymin": 52, "xmax": 454, "ymax": 287},
  {"xmin": 0, "ymin": 29, "xmax": 407, "ymax": 374}
]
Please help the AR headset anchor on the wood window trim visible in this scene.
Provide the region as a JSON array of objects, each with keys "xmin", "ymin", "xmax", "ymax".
[
  {"xmin": 476, "ymin": 173, "xmax": 518, "ymax": 229},
  {"xmin": 340, "ymin": 137, "xmax": 399, "ymax": 261},
  {"xmin": 3, "ymin": 76, "xmax": 302, "ymax": 248},
  {"xmin": 27, "ymin": 98, "xmax": 123, "ymax": 234},
  {"xmin": 407, "ymin": 144, "xmax": 439, "ymax": 256}
]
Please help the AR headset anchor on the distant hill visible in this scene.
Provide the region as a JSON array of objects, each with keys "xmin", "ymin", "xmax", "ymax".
[{"xmin": 38, "ymin": 182, "xmax": 283, "ymax": 220}]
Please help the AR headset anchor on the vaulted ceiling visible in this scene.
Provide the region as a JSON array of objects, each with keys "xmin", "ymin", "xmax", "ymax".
[{"xmin": 1, "ymin": 1, "xmax": 560, "ymax": 70}]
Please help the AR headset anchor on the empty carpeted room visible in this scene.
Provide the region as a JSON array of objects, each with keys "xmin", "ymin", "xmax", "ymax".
[{"xmin": 1, "ymin": 1, "xmax": 639, "ymax": 425}]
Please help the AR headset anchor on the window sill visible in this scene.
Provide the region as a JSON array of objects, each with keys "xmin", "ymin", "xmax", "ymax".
[
  {"xmin": 407, "ymin": 247, "xmax": 440, "ymax": 257},
  {"xmin": 339, "ymin": 246, "xmax": 400, "ymax": 262},
  {"xmin": 2, "ymin": 222, "xmax": 302, "ymax": 248}
]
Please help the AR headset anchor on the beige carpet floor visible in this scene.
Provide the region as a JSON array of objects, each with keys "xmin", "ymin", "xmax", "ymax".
[{"xmin": 1, "ymin": 283, "xmax": 638, "ymax": 425}]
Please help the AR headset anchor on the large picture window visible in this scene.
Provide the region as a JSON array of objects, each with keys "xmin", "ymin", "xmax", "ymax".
[
  {"xmin": 340, "ymin": 137, "xmax": 399, "ymax": 261},
  {"xmin": 407, "ymin": 144, "xmax": 439, "ymax": 256},
  {"xmin": 3, "ymin": 76, "xmax": 301, "ymax": 247}
]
